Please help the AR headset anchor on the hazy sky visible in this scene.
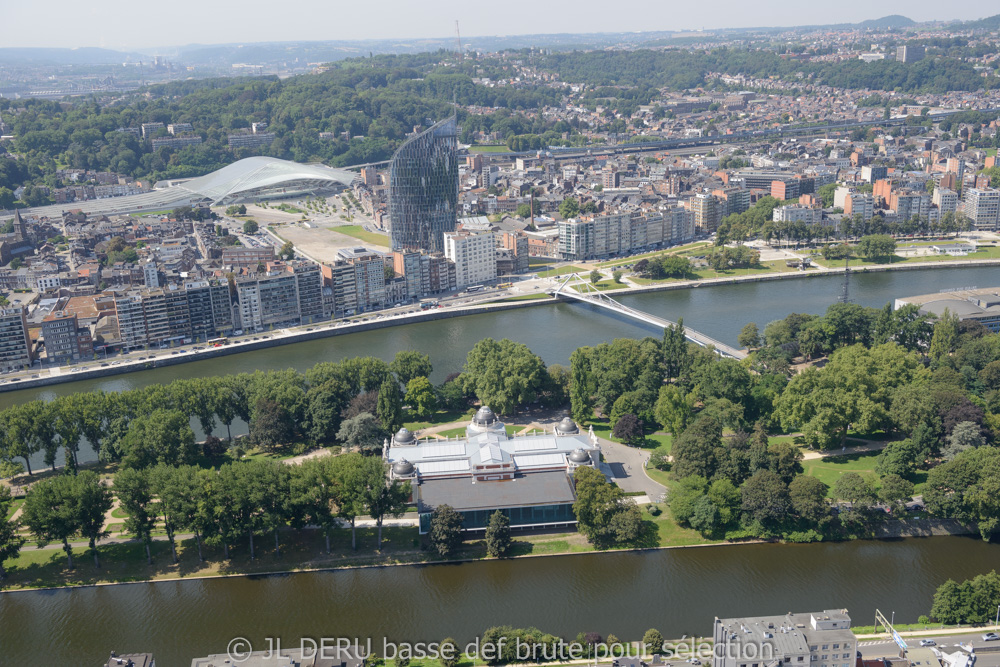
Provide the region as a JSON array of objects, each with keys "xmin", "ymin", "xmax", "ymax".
[{"xmin": 3, "ymin": 0, "xmax": 994, "ymax": 50}]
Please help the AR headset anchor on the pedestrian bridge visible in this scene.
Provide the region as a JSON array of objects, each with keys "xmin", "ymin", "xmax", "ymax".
[{"xmin": 550, "ymin": 277, "xmax": 747, "ymax": 360}]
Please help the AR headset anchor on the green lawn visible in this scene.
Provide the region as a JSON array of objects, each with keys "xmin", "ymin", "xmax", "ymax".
[
  {"xmin": 597, "ymin": 242, "xmax": 713, "ymax": 268},
  {"xmin": 571, "ymin": 279, "xmax": 628, "ymax": 292},
  {"xmin": 812, "ymin": 245, "xmax": 1000, "ymax": 269},
  {"xmin": 631, "ymin": 260, "xmax": 810, "ymax": 285},
  {"xmin": 403, "ymin": 408, "xmax": 476, "ymax": 431},
  {"xmin": 468, "ymin": 145, "xmax": 512, "ymax": 153},
  {"xmin": 5, "ymin": 498, "xmax": 23, "ymax": 521},
  {"xmin": 490, "ymin": 293, "xmax": 552, "ymax": 302},
  {"xmin": 332, "ymin": 225, "xmax": 390, "ymax": 247},
  {"xmin": 802, "ymin": 451, "xmax": 881, "ymax": 496},
  {"xmin": 536, "ymin": 265, "xmax": 586, "ymax": 278}
]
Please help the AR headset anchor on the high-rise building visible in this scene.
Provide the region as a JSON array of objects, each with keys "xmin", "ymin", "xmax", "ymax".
[
  {"xmin": 964, "ymin": 188, "xmax": 1000, "ymax": 230},
  {"xmin": 896, "ymin": 45, "xmax": 925, "ymax": 63},
  {"xmin": 0, "ymin": 308, "xmax": 32, "ymax": 372},
  {"xmin": 933, "ymin": 188, "xmax": 959, "ymax": 215},
  {"xmin": 388, "ymin": 116, "xmax": 459, "ymax": 253},
  {"xmin": 41, "ymin": 311, "xmax": 91, "ymax": 364},
  {"xmin": 444, "ymin": 230, "xmax": 497, "ymax": 288},
  {"xmin": 690, "ymin": 194, "xmax": 721, "ymax": 232}
]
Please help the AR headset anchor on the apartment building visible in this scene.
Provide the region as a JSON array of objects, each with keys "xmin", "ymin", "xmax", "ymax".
[
  {"xmin": 773, "ymin": 205, "xmax": 823, "ymax": 224},
  {"xmin": 113, "ymin": 278, "xmax": 236, "ymax": 347},
  {"xmin": 891, "ymin": 190, "xmax": 931, "ymax": 223},
  {"xmin": 227, "ymin": 131, "xmax": 276, "ymax": 148},
  {"xmin": 712, "ymin": 610, "xmax": 855, "ymax": 667},
  {"xmin": 497, "ymin": 232, "xmax": 529, "ymax": 275},
  {"xmin": 0, "ymin": 308, "xmax": 32, "ymax": 372},
  {"xmin": 690, "ymin": 194, "xmax": 722, "ymax": 232},
  {"xmin": 932, "ymin": 188, "xmax": 959, "ymax": 215},
  {"xmin": 444, "ymin": 230, "xmax": 497, "ymax": 288},
  {"xmin": 713, "ymin": 186, "xmax": 751, "ymax": 218},
  {"xmin": 964, "ymin": 188, "xmax": 1000, "ymax": 230},
  {"xmin": 40, "ymin": 311, "xmax": 92, "ymax": 364},
  {"xmin": 843, "ymin": 193, "xmax": 874, "ymax": 219}
]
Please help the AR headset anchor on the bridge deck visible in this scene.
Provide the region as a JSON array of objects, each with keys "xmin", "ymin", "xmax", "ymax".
[{"xmin": 552, "ymin": 286, "xmax": 747, "ymax": 359}]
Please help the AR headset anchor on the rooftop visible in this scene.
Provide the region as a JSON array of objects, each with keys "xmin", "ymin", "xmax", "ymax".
[{"xmin": 416, "ymin": 470, "xmax": 577, "ymax": 513}]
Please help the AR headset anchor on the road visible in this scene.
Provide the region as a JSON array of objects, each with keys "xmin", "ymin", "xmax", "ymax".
[{"xmin": 858, "ymin": 632, "xmax": 1000, "ymax": 667}]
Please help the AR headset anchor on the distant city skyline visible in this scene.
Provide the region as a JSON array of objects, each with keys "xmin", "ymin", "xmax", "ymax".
[{"xmin": 2, "ymin": 1, "xmax": 995, "ymax": 51}]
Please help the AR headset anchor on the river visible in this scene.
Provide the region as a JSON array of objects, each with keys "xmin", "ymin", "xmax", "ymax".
[
  {"xmin": 1, "ymin": 537, "xmax": 998, "ymax": 666},
  {"xmin": 3, "ymin": 265, "xmax": 1000, "ymax": 665}
]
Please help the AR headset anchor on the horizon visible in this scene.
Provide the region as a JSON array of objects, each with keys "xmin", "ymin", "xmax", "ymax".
[{"xmin": 2, "ymin": 1, "xmax": 996, "ymax": 51}]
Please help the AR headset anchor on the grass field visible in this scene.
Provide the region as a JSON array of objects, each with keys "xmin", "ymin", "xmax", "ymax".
[
  {"xmin": 571, "ymin": 279, "xmax": 628, "ymax": 292},
  {"xmin": 536, "ymin": 265, "xmax": 586, "ymax": 278},
  {"xmin": 630, "ymin": 260, "xmax": 809, "ymax": 285},
  {"xmin": 802, "ymin": 451, "xmax": 880, "ymax": 496},
  {"xmin": 811, "ymin": 245, "xmax": 1000, "ymax": 269},
  {"xmin": 468, "ymin": 145, "xmax": 512, "ymax": 153},
  {"xmin": 597, "ymin": 242, "xmax": 713, "ymax": 268},
  {"xmin": 490, "ymin": 293, "xmax": 552, "ymax": 303},
  {"xmin": 5, "ymin": 498, "xmax": 23, "ymax": 521},
  {"xmin": 332, "ymin": 225, "xmax": 390, "ymax": 247},
  {"xmin": 403, "ymin": 408, "xmax": 476, "ymax": 432}
]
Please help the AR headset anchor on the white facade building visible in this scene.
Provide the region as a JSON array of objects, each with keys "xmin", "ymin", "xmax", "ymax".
[{"xmin": 444, "ymin": 230, "xmax": 497, "ymax": 288}]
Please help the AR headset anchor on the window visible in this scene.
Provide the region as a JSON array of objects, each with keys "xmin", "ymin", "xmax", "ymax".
[{"xmin": 833, "ymin": 645, "xmax": 839, "ymax": 650}]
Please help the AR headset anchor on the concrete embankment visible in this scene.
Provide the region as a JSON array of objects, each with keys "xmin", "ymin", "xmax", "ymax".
[{"xmin": 0, "ymin": 297, "xmax": 559, "ymax": 394}]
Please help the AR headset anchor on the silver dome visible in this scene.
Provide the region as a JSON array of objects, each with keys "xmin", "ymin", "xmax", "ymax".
[
  {"xmin": 568, "ymin": 449, "xmax": 590, "ymax": 464},
  {"xmin": 473, "ymin": 406, "xmax": 498, "ymax": 425},
  {"xmin": 394, "ymin": 427, "xmax": 415, "ymax": 444},
  {"xmin": 555, "ymin": 417, "xmax": 579, "ymax": 434},
  {"xmin": 392, "ymin": 459, "xmax": 415, "ymax": 476}
]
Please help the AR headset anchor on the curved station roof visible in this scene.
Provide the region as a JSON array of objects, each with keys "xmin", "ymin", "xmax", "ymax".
[
  {"xmin": 179, "ymin": 157, "xmax": 357, "ymax": 206},
  {"xmin": 16, "ymin": 157, "xmax": 357, "ymax": 219}
]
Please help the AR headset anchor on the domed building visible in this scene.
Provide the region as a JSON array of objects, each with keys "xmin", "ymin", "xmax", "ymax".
[{"xmin": 385, "ymin": 409, "xmax": 602, "ymax": 534}]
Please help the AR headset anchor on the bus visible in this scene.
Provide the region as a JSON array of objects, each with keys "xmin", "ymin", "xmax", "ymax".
[
  {"xmin": 467, "ymin": 285, "xmax": 485, "ymax": 293},
  {"xmin": 207, "ymin": 337, "xmax": 230, "ymax": 347}
]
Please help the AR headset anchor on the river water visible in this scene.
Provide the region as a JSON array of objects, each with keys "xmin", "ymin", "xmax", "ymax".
[
  {"xmin": 3, "ymin": 266, "xmax": 1000, "ymax": 665},
  {"xmin": 1, "ymin": 537, "xmax": 998, "ymax": 666}
]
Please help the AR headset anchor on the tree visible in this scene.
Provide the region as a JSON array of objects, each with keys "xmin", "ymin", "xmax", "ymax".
[
  {"xmin": 152, "ymin": 464, "xmax": 203, "ymax": 563},
  {"xmin": 358, "ymin": 457, "xmax": 410, "ymax": 550},
  {"xmin": 930, "ymin": 579, "xmax": 964, "ymax": 624},
  {"xmin": 654, "ymin": 384, "xmax": 694, "ymax": 435},
  {"xmin": 0, "ymin": 486, "xmax": 24, "ymax": 582},
  {"xmin": 461, "ymin": 339, "xmax": 548, "ymax": 415},
  {"xmin": 405, "ymin": 376, "xmax": 437, "ymax": 419},
  {"xmin": 249, "ymin": 398, "xmax": 294, "ymax": 451},
  {"xmin": 612, "ymin": 270, "xmax": 623, "ymax": 284},
  {"xmin": 611, "ymin": 413, "xmax": 644, "ymax": 447},
  {"xmin": 740, "ymin": 470, "xmax": 791, "ymax": 532},
  {"xmin": 559, "ymin": 197, "xmax": 580, "ymax": 219},
  {"xmin": 376, "ymin": 377, "xmax": 404, "ymax": 433},
  {"xmin": 115, "ymin": 467, "xmax": 158, "ymax": 564},
  {"xmin": 429, "ymin": 504, "xmax": 464, "ymax": 557},
  {"xmin": 589, "ymin": 269, "xmax": 601, "ymax": 285},
  {"xmin": 516, "ymin": 203, "xmax": 532, "ymax": 218},
  {"xmin": 485, "ymin": 510, "xmax": 512, "ymax": 558},
  {"xmin": 856, "ymin": 234, "xmax": 896, "ymax": 261},
  {"xmin": 671, "ymin": 414, "xmax": 722, "ymax": 479},
  {"xmin": 279, "ymin": 241, "xmax": 295, "ymax": 259},
  {"xmin": 789, "ymin": 475, "xmax": 830, "ymax": 524},
  {"xmin": 878, "ymin": 474, "xmax": 915, "ymax": 512},
  {"xmin": 0, "ymin": 187, "xmax": 15, "ymax": 210},
  {"xmin": 688, "ymin": 495, "xmax": 720, "ymax": 536},
  {"xmin": 440, "ymin": 639, "xmax": 460, "ymax": 667},
  {"xmin": 833, "ymin": 472, "xmax": 876, "ymax": 511},
  {"xmin": 737, "ymin": 323, "xmax": 760, "ymax": 349},
  {"xmin": 572, "ymin": 466, "xmax": 641, "ymax": 548},
  {"xmin": 643, "ymin": 629, "xmax": 665, "ymax": 654},
  {"xmin": 242, "ymin": 219, "xmax": 259, "ymax": 233},
  {"xmin": 337, "ymin": 412, "xmax": 386, "ymax": 455},
  {"xmin": 74, "ymin": 471, "xmax": 113, "ymax": 568},
  {"xmin": 390, "ymin": 350, "xmax": 433, "ymax": 387},
  {"xmin": 943, "ymin": 421, "xmax": 984, "ymax": 460},
  {"xmin": 118, "ymin": 409, "xmax": 197, "ymax": 469},
  {"xmin": 21, "ymin": 475, "xmax": 83, "ymax": 569}
]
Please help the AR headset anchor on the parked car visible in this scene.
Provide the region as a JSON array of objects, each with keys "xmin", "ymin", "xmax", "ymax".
[{"xmin": 919, "ymin": 640, "xmax": 936, "ymax": 647}]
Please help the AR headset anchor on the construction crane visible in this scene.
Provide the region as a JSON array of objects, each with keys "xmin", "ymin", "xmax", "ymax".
[{"xmin": 455, "ymin": 20, "xmax": 463, "ymax": 61}]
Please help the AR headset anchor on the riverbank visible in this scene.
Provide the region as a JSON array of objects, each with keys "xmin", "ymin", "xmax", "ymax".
[
  {"xmin": 3, "ymin": 255, "xmax": 998, "ymax": 396},
  {"xmin": 0, "ymin": 514, "xmax": 978, "ymax": 594}
]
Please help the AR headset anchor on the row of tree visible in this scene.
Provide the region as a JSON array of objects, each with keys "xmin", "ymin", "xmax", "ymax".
[{"xmin": 1, "ymin": 453, "xmax": 411, "ymax": 577}]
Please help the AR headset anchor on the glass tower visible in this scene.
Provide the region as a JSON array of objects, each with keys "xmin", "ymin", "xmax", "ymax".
[{"xmin": 388, "ymin": 116, "xmax": 459, "ymax": 253}]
